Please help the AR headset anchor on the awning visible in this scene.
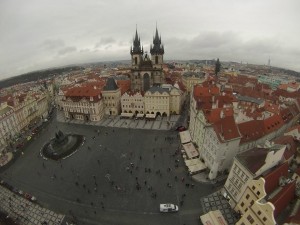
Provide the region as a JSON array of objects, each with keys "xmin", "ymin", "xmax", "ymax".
[
  {"xmin": 182, "ymin": 142, "xmax": 199, "ymax": 158},
  {"xmin": 146, "ymin": 114, "xmax": 156, "ymax": 119},
  {"xmin": 179, "ymin": 130, "xmax": 191, "ymax": 144},
  {"xmin": 185, "ymin": 158, "xmax": 207, "ymax": 173},
  {"xmin": 121, "ymin": 112, "xmax": 134, "ymax": 118},
  {"xmin": 200, "ymin": 210, "xmax": 228, "ymax": 225},
  {"xmin": 136, "ymin": 113, "xmax": 145, "ymax": 118}
]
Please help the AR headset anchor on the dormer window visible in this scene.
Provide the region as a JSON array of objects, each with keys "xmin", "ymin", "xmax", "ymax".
[{"xmin": 90, "ymin": 97, "xmax": 93, "ymax": 101}]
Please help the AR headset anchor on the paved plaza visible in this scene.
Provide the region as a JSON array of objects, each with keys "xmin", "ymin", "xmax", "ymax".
[
  {"xmin": 0, "ymin": 111, "xmax": 218, "ymax": 225},
  {"xmin": 200, "ymin": 191, "xmax": 238, "ymax": 225}
]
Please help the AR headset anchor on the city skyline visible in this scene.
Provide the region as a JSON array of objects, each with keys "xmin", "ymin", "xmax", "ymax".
[{"xmin": 1, "ymin": 0, "xmax": 300, "ymax": 79}]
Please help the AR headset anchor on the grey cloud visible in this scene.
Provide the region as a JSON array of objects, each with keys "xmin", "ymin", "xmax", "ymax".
[
  {"xmin": 165, "ymin": 32, "xmax": 299, "ymax": 70},
  {"xmin": 41, "ymin": 39, "xmax": 65, "ymax": 50},
  {"xmin": 58, "ymin": 46, "xmax": 77, "ymax": 55},
  {"xmin": 95, "ymin": 37, "xmax": 116, "ymax": 48},
  {"xmin": 79, "ymin": 48, "xmax": 91, "ymax": 53}
]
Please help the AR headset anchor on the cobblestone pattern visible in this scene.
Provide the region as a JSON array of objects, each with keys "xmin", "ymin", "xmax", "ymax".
[
  {"xmin": 200, "ymin": 191, "xmax": 238, "ymax": 225},
  {"xmin": 0, "ymin": 185, "xmax": 65, "ymax": 225}
]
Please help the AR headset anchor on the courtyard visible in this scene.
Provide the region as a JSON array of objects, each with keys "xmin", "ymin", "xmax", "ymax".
[{"xmin": 0, "ymin": 114, "xmax": 215, "ymax": 225}]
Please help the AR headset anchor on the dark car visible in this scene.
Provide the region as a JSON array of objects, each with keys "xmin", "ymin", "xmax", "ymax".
[{"xmin": 176, "ymin": 126, "xmax": 186, "ymax": 132}]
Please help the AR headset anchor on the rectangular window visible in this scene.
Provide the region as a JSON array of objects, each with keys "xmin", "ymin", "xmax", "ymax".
[
  {"xmin": 263, "ymin": 217, "xmax": 266, "ymax": 222},
  {"xmin": 247, "ymin": 215, "xmax": 254, "ymax": 224},
  {"xmin": 258, "ymin": 211, "xmax": 261, "ymax": 215},
  {"xmin": 241, "ymin": 202, "xmax": 244, "ymax": 207},
  {"xmin": 246, "ymin": 194, "xmax": 250, "ymax": 199}
]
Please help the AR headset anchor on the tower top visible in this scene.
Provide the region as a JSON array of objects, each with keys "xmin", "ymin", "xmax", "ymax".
[
  {"xmin": 131, "ymin": 27, "xmax": 143, "ymax": 55},
  {"xmin": 150, "ymin": 25, "xmax": 164, "ymax": 55}
]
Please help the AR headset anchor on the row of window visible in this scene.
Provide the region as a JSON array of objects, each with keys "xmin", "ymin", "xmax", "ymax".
[
  {"xmin": 233, "ymin": 164, "xmax": 249, "ymax": 182},
  {"xmin": 122, "ymin": 99, "xmax": 143, "ymax": 102},
  {"xmin": 122, "ymin": 105, "xmax": 143, "ymax": 109},
  {"xmin": 104, "ymin": 96, "xmax": 115, "ymax": 100},
  {"xmin": 64, "ymin": 102, "xmax": 95, "ymax": 107}
]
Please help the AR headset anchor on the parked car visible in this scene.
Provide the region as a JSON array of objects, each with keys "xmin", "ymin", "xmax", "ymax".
[
  {"xmin": 159, "ymin": 204, "xmax": 179, "ymax": 212},
  {"xmin": 176, "ymin": 126, "xmax": 186, "ymax": 132}
]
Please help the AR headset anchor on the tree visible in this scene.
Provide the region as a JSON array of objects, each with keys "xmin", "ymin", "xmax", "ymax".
[{"xmin": 215, "ymin": 58, "xmax": 221, "ymax": 76}]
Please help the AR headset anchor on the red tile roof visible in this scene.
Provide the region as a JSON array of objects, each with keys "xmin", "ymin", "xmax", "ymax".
[
  {"xmin": 273, "ymin": 89, "xmax": 300, "ymax": 99},
  {"xmin": 65, "ymin": 86, "xmax": 102, "ymax": 102},
  {"xmin": 269, "ymin": 181, "xmax": 296, "ymax": 218},
  {"xmin": 263, "ymin": 114, "xmax": 284, "ymax": 134},
  {"xmin": 263, "ymin": 162, "xmax": 289, "ymax": 195},
  {"xmin": 238, "ymin": 120, "xmax": 265, "ymax": 144},
  {"xmin": 280, "ymin": 107, "xmax": 294, "ymax": 124},
  {"xmin": 273, "ymin": 135, "xmax": 297, "ymax": 161},
  {"xmin": 213, "ymin": 115, "xmax": 241, "ymax": 142},
  {"xmin": 205, "ymin": 108, "xmax": 234, "ymax": 124},
  {"xmin": 193, "ymin": 84, "xmax": 220, "ymax": 98}
]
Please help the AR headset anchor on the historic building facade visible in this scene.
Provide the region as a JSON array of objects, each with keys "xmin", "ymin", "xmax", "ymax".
[
  {"xmin": 102, "ymin": 77, "xmax": 121, "ymax": 116},
  {"xmin": 121, "ymin": 91, "xmax": 144, "ymax": 116},
  {"xmin": 63, "ymin": 86, "xmax": 104, "ymax": 121},
  {"xmin": 130, "ymin": 27, "xmax": 165, "ymax": 92}
]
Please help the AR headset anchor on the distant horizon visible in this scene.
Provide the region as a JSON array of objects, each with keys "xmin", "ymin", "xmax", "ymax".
[{"xmin": 2, "ymin": 57, "xmax": 299, "ymax": 83}]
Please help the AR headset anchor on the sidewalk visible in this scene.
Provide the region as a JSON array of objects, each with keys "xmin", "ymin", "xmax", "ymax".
[
  {"xmin": 56, "ymin": 109, "xmax": 181, "ymax": 131},
  {"xmin": 0, "ymin": 185, "xmax": 65, "ymax": 225},
  {"xmin": 192, "ymin": 171, "xmax": 227, "ymax": 185}
]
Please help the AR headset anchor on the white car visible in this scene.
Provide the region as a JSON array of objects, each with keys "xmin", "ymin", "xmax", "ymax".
[{"xmin": 159, "ymin": 204, "xmax": 179, "ymax": 212}]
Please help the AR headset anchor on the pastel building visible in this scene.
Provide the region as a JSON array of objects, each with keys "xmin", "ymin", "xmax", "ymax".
[
  {"xmin": 224, "ymin": 145, "xmax": 286, "ymax": 208},
  {"xmin": 235, "ymin": 162, "xmax": 297, "ymax": 225}
]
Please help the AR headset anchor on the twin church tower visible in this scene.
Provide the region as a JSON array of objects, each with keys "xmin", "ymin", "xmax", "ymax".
[{"xmin": 130, "ymin": 26, "xmax": 165, "ymax": 92}]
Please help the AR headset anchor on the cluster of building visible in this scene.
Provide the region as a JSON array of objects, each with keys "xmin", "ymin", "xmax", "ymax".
[
  {"xmin": 186, "ymin": 72, "xmax": 300, "ymax": 224},
  {"xmin": 0, "ymin": 81, "xmax": 53, "ymax": 153},
  {"xmin": 56, "ymin": 27, "xmax": 187, "ymax": 122}
]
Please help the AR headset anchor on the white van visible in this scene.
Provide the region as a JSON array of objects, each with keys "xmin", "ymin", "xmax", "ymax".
[{"xmin": 159, "ymin": 204, "xmax": 179, "ymax": 212}]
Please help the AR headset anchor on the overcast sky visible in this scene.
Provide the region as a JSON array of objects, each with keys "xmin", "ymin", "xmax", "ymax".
[{"xmin": 0, "ymin": 0, "xmax": 299, "ymax": 79}]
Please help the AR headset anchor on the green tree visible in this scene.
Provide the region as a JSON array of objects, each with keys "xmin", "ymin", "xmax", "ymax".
[{"xmin": 215, "ymin": 58, "xmax": 221, "ymax": 75}]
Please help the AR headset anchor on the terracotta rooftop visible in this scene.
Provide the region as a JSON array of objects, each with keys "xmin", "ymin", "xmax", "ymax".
[
  {"xmin": 213, "ymin": 115, "xmax": 240, "ymax": 142},
  {"xmin": 263, "ymin": 114, "xmax": 284, "ymax": 134},
  {"xmin": 238, "ymin": 120, "xmax": 265, "ymax": 144},
  {"xmin": 269, "ymin": 181, "xmax": 296, "ymax": 218},
  {"xmin": 65, "ymin": 86, "xmax": 101, "ymax": 98},
  {"xmin": 263, "ymin": 162, "xmax": 289, "ymax": 195},
  {"xmin": 273, "ymin": 135, "xmax": 297, "ymax": 161}
]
